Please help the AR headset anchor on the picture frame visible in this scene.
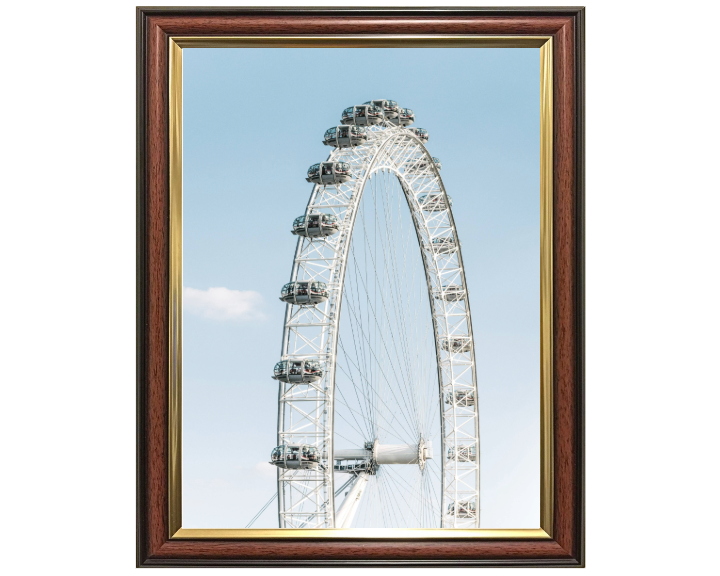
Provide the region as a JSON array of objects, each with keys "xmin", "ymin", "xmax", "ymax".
[{"xmin": 137, "ymin": 6, "xmax": 585, "ymax": 567}]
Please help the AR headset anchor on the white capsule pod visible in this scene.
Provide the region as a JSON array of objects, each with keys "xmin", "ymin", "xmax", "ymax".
[
  {"xmin": 441, "ymin": 336, "xmax": 472, "ymax": 353},
  {"xmin": 405, "ymin": 156, "xmax": 441, "ymax": 174},
  {"xmin": 292, "ymin": 213, "xmax": 339, "ymax": 238},
  {"xmin": 389, "ymin": 107, "xmax": 415, "ymax": 126},
  {"xmin": 270, "ymin": 444, "xmax": 320, "ymax": 470},
  {"xmin": 408, "ymin": 127, "xmax": 429, "ymax": 142},
  {"xmin": 341, "ymin": 104, "xmax": 384, "ymax": 126},
  {"xmin": 418, "ymin": 193, "xmax": 452, "ymax": 212},
  {"xmin": 322, "ymin": 125, "xmax": 368, "ymax": 148},
  {"xmin": 434, "ymin": 284, "xmax": 466, "ymax": 302},
  {"xmin": 279, "ymin": 281, "xmax": 329, "ymax": 305},
  {"xmin": 363, "ymin": 99, "xmax": 400, "ymax": 119},
  {"xmin": 272, "ymin": 359, "xmax": 323, "ymax": 383},
  {"xmin": 306, "ymin": 162, "xmax": 352, "ymax": 185},
  {"xmin": 444, "ymin": 389, "xmax": 476, "ymax": 406},
  {"xmin": 448, "ymin": 444, "xmax": 477, "ymax": 462},
  {"xmin": 447, "ymin": 500, "xmax": 477, "ymax": 518},
  {"xmin": 430, "ymin": 236, "xmax": 458, "ymax": 254}
]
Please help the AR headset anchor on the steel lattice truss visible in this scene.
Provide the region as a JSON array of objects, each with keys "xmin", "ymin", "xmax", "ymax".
[{"xmin": 277, "ymin": 121, "xmax": 480, "ymax": 529}]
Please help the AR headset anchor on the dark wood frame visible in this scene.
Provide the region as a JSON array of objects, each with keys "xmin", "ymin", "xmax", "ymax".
[{"xmin": 137, "ymin": 6, "xmax": 585, "ymax": 567}]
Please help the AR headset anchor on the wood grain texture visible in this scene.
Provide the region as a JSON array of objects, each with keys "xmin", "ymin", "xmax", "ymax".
[
  {"xmin": 138, "ymin": 12, "xmax": 170, "ymax": 564},
  {"xmin": 137, "ymin": 7, "xmax": 585, "ymax": 567},
  {"xmin": 149, "ymin": 15, "xmax": 573, "ymax": 36},
  {"xmin": 551, "ymin": 16, "xmax": 579, "ymax": 560}
]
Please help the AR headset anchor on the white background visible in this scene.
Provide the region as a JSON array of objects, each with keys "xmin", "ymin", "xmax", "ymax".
[{"xmin": 1, "ymin": 0, "xmax": 718, "ymax": 574}]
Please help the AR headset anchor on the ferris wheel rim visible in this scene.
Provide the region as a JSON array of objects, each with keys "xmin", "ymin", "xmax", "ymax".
[{"xmin": 275, "ymin": 121, "xmax": 480, "ymax": 529}]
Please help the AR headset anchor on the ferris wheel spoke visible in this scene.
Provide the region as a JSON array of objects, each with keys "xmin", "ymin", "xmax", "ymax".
[
  {"xmin": 355, "ymin": 192, "xmax": 412, "ymax": 391},
  {"xmin": 395, "ymin": 201, "xmax": 428, "ymax": 433},
  {"xmin": 334, "ymin": 390, "xmax": 413, "ymax": 445},
  {"xmin": 339, "ymin": 289, "xmax": 420, "ymax": 437},
  {"xmin": 420, "ymin": 472, "xmax": 429, "ymax": 526},
  {"xmin": 332, "ymin": 395, "xmax": 370, "ymax": 440},
  {"xmin": 380, "ymin": 175, "xmax": 418, "ymax": 386},
  {"xmin": 397, "ymin": 186, "xmax": 423, "ymax": 388},
  {"xmin": 338, "ymin": 314, "xmax": 385, "ymax": 436},
  {"xmin": 375, "ymin": 174, "xmax": 421, "ymax": 427},
  {"xmin": 333, "ymin": 428, "xmax": 366, "ymax": 446},
  {"xmin": 386, "ymin": 474, "xmax": 410, "ymax": 529},
  {"xmin": 343, "ymin": 269, "xmax": 378, "ymax": 434},
  {"xmin": 426, "ymin": 467, "xmax": 443, "ymax": 517},
  {"xmin": 374, "ymin": 474, "xmax": 392, "ymax": 528},
  {"xmin": 335, "ymin": 375, "xmax": 415, "ymax": 447},
  {"xmin": 380, "ymin": 468, "xmax": 424, "ymax": 527},
  {"xmin": 336, "ymin": 335, "xmax": 375, "ymax": 439},
  {"xmin": 345, "ymin": 248, "xmax": 374, "ymax": 385},
  {"xmin": 424, "ymin": 471, "xmax": 441, "ymax": 527},
  {"xmin": 376, "ymin": 472, "xmax": 403, "ymax": 528},
  {"xmin": 336, "ymin": 331, "xmax": 417, "ymax": 442},
  {"xmin": 346, "ymin": 237, "xmax": 421, "ymax": 435},
  {"xmin": 384, "ymin": 465, "xmax": 433, "ymax": 513},
  {"xmin": 425, "ymin": 459, "xmax": 444, "ymax": 485}
]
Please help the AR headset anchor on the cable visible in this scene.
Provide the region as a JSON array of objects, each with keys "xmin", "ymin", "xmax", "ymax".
[{"xmin": 245, "ymin": 491, "xmax": 278, "ymax": 528}]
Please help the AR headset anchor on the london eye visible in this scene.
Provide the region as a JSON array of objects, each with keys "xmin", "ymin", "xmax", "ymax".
[{"xmin": 269, "ymin": 99, "xmax": 480, "ymax": 529}]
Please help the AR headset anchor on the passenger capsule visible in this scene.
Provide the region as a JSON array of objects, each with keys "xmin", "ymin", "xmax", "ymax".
[
  {"xmin": 441, "ymin": 336, "xmax": 472, "ymax": 353},
  {"xmin": 389, "ymin": 108, "xmax": 415, "ymax": 127},
  {"xmin": 408, "ymin": 127, "xmax": 429, "ymax": 142},
  {"xmin": 323, "ymin": 125, "xmax": 368, "ymax": 148},
  {"xmin": 272, "ymin": 359, "xmax": 324, "ymax": 383},
  {"xmin": 270, "ymin": 444, "xmax": 320, "ymax": 469},
  {"xmin": 341, "ymin": 104, "xmax": 384, "ymax": 126},
  {"xmin": 306, "ymin": 162, "xmax": 352, "ymax": 185},
  {"xmin": 444, "ymin": 389, "xmax": 476, "ymax": 406},
  {"xmin": 434, "ymin": 284, "xmax": 466, "ymax": 301},
  {"xmin": 363, "ymin": 99, "xmax": 400, "ymax": 119},
  {"xmin": 292, "ymin": 213, "xmax": 339, "ymax": 237},
  {"xmin": 447, "ymin": 500, "xmax": 477, "ymax": 518},
  {"xmin": 418, "ymin": 193, "xmax": 452, "ymax": 211},
  {"xmin": 279, "ymin": 281, "xmax": 329, "ymax": 305},
  {"xmin": 406, "ymin": 156, "xmax": 441, "ymax": 174},
  {"xmin": 448, "ymin": 444, "xmax": 477, "ymax": 461},
  {"xmin": 430, "ymin": 236, "xmax": 458, "ymax": 254}
]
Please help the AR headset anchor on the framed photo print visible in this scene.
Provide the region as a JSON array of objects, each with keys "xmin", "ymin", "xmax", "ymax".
[{"xmin": 137, "ymin": 6, "xmax": 585, "ymax": 567}]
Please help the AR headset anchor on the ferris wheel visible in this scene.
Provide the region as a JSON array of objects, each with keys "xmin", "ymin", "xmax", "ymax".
[{"xmin": 268, "ymin": 100, "xmax": 480, "ymax": 529}]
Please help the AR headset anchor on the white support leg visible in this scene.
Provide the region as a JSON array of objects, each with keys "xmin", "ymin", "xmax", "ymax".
[{"xmin": 334, "ymin": 472, "xmax": 369, "ymax": 528}]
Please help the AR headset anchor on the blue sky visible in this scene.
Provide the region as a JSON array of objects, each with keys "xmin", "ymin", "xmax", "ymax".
[{"xmin": 181, "ymin": 47, "xmax": 540, "ymax": 529}]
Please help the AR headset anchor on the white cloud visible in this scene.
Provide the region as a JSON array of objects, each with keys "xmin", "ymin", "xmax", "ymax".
[
  {"xmin": 184, "ymin": 287, "xmax": 265, "ymax": 321},
  {"xmin": 252, "ymin": 461, "xmax": 277, "ymax": 480},
  {"xmin": 235, "ymin": 461, "xmax": 277, "ymax": 480}
]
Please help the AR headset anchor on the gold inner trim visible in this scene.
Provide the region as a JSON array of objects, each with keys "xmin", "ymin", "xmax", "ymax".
[
  {"xmin": 167, "ymin": 35, "xmax": 554, "ymax": 540},
  {"xmin": 168, "ymin": 38, "xmax": 183, "ymax": 537},
  {"xmin": 174, "ymin": 35, "xmax": 551, "ymax": 49},
  {"xmin": 174, "ymin": 528, "xmax": 551, "ymax": 540},
  {"xmin": 539, "ymin": 38, "xmax": 555, "ymax": 537}
]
